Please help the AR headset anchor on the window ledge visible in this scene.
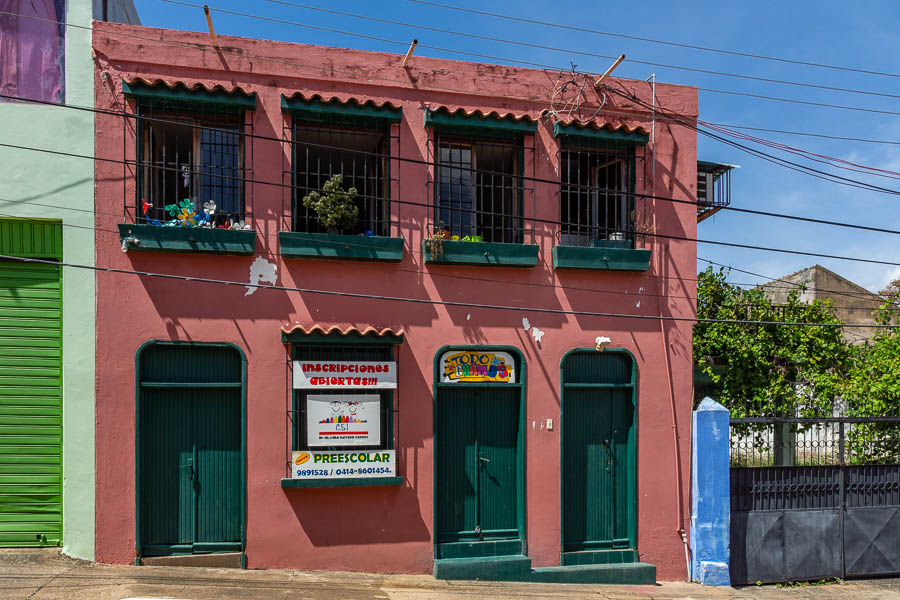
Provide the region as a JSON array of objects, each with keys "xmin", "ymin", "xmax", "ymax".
[
  {"xmin": 424, "ymin": 240, "xmax": 539, "ymax": 267},
  {"xmin": 278, "ymin": 232, "xmax": 404, "ymax": 262},
  {"xmin": 552, "ymin": 246, "xmax": 650, "ymax": 271},
  {"xmin": 118, "ymin": 224, "xmax": 256, "ymax": 255},
  {"xmin": 280, "ymin": 476, "xmax": 403, "ymax": 489}
]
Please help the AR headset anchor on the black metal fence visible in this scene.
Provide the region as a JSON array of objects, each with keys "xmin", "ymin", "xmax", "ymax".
[{"xmin": 729, "ymin": 400, "xmax": 900, "ymax": 583}]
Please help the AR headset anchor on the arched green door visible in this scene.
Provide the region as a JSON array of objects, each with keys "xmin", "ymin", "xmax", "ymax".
[
  {"xmin": 434, "ymin": 348, "xmax": 524, "ymax": 559},
  {"xmin": 561, "ymin": 350, "xmax": 637, "ymax": 564},
  {"xmin": 137, "ymin": 343, "xmax": 244, "ymax": 557}
]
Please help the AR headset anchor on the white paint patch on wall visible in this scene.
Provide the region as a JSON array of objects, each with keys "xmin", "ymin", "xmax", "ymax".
[
  {"xmin": 246, "ymin": 257, "xmax": 277, "ymax": 296},
  {"xmin": 531, "ymin": 327, "xmax": 545, "ymax": 343},
  {"xmin": 522, "ymin": 317, "xmax": 531, "ymax": 331}
]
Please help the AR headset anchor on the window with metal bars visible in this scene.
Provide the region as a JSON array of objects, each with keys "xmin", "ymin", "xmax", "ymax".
[
  {"xmin": 137, "ymin": 107, "xmax": 246, "ymax": 227},
  {"xmin": 290, "ymin": 344, "xmax": 394, "ymax": 452},
  {"xmin": 292, "ymin": 122, "xmax": 390, "ymax": 236},
  {"xmin": 560, "ymin": 142, "xmax": 635, "ymax": 248},
  {"xmin": 435, "ymin": 135, "xmax": 522, "ymax": 244}
]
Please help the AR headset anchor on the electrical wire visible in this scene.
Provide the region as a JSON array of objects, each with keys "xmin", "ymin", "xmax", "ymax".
[
  {"xmin": 7, "ymin": 8, "xmax": 900, "ymax": 147},
  {"xmin": 1, "ymin": 252, "xmax": 893, "ymax": 329},
  {"xmin": 406, "ymin": 0, "xmax": 900, "ymax": 80},
  {"xmin": 5, "ymin": 92, "xmax": 900, "ymax": 238},
  {"xmin": 8, "ymin": 137, "xmax": 900, "ymax": 270},
  {"xmin": 0, "ymin": 201, "xmax": 885, "ymax": 312},
  {"xmin": 167, "ymin": 0, "xmax": 900, "ymax": 117}
]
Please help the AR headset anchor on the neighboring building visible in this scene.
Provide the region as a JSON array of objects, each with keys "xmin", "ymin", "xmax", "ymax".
[
  {"xmin": 760, "ymin": 264, "xmax": 888, "ymax": 344},
  {"xmin": 92, "ymin": 22, "xmax": 700, "ymax": 582},
  {"xmin": 0, "ymin": 1, "xmax": 138, "ymax": 559}
]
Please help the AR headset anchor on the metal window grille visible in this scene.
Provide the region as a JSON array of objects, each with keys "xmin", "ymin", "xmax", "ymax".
[
  {"xmin": 289, "ymin": 344, "xmax": 395, "ymax": 452},
  {"xmin": 560, "ymin": 141, "xmax": 636, "ymax": 248},
  {"xmin": 131, "ymin": 105, "xmax": 251, "ymax": 227},
  {"xmin": 289, "ymin": 122, "xmax": 392, "ymax": 236},
  {"xmin": 434, "ymin": 134, "xmax": 525, "ymax": 244}
]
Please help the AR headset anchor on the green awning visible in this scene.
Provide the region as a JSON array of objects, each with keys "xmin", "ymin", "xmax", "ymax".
[
  {"xmin": 281, "ymin": 94, "xmax": 402, "ymax": 127},
  {"xmin": 553, "ymin": 121, "xmax": 649, "ymax": 145},
  {"xmin": 425, "ymin": 108, "xmax": 537, "ymax": 137},
  {"xmin": 122, "ymin": 79, "xmax": 257, "ymax": 112}
]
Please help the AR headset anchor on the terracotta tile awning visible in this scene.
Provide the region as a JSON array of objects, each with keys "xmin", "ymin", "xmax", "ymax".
[
  {"xmin": 281, "ymin": 324, "xmax": 405, "ymax": 344},
  {"xmin": 122, "ymin": 77, "xmax": 257, "ymax": 110}
]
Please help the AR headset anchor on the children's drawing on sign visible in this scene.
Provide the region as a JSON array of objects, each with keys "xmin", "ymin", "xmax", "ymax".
[{"xmin": 307, "ymin": 394, "xmax": 380, "ymax": 447}]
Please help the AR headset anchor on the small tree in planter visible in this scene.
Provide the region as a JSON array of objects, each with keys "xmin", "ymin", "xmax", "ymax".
[{"xmin": 302, "ymin": 174, "xmax": 359, "ymax": 234}]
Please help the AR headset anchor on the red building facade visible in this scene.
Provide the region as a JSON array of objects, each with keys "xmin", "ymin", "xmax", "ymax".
[{"xmin": 93, "ymin": 21, "xmax": 698, "ymax": 582}]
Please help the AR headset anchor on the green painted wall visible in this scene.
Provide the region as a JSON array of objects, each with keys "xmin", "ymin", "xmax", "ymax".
[{"xmin": 0, "ymin": 0, "xmax": 96, "ymax": 559}]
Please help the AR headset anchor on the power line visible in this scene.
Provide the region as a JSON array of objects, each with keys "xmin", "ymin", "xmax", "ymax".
[
  {"xmin": 7, "ymin": 138, "xmax": 900, "ymax": 270},
  {"xmin": 1, "ymin": 253, "xmax": 893, "ymax": 329},
  {"xmin": 406, "ymin": 0, "xmax": 900, "ymax": 80},
  {"xmin": 0, "ymin": 197, "xmax": 884, "ymax": 312},
  {"xmin": 174, "ymin": 0, "xmax": 900, "ymax": 116},
  {"xmin": 603, "ymin": 84, "xmax": 900, "ymax": 196},
  {"xmin": 244, "ymin": 0, "xmax": 900, "ymax": 101},
  {"xmin": 697, "ymin": 258, "xmax": 890, "ymax": 305},
  {"xmin": 6, "ymin": 92, "xmax": 900, "ymax": 238},
  {"xmin": 8, "ymin": 8, "xmax": 900, "ymax": 147}
]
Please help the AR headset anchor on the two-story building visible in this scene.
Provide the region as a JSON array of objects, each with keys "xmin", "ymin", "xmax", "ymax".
[
  {"xmin": 0, "ymin": 0, "xmax": 137, "ymax": 559},
  {"xmin": 93, "ymin": 22, "xmax": 698, "ymax": 583}
]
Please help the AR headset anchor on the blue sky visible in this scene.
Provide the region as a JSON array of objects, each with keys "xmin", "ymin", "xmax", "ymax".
[{"xmin": 134, "ymin": 0, "xmax": 900, "ymax": 293}]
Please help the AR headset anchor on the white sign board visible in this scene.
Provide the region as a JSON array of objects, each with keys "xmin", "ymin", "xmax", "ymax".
[
  {"xmin": 291, "ymin": 450, "xmax": 396, "ymax": 480},
  {"xmin": 306, "ymin": 394, "xmax": 381, "ymax": 447},
  {"xmin": 293, "ymin": 360, "xmax": 397, "ymax": 389}
]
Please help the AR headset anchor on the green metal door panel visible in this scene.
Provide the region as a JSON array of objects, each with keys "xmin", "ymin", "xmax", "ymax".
[
  {"xmin": 138, "ymin": 344, "xmax": 244, "ymax": 555},
  {"xmin": 436, "ymin": 389, "xmax": 477, "ymax": 540},
  {"xmin": 0, "ymin": 219, "xmax": 63, "ymax": 259},
  {"xmin": 194, "ymin": 391, "xmax": 241, "ymax": 544},
  {"xmin": 563, "ymin": 352, "xmax": 632, "ymax": 385},
  {"xmin": 140, "ymin": 389, "xmax": 195, "ymax": 546},
  {"xmin": 562, "ymin": 352, "xmax": 636, "ymax": 554},
  {"xmin": 0, "ymin": 259, "xmax": 61, "ymax": 547},
  {"xmin": 476, "ymin": 388, "xmax": 519, "ymax": 536}
]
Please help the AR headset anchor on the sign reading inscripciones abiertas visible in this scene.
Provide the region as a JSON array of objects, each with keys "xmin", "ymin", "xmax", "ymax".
[
  {"xmin": 291, "ymin": 450, "xmax": 396, "ymax": 480},
  {"xmin": 292, "ymin": 360, "xmax": 397, "ymax": 389}
]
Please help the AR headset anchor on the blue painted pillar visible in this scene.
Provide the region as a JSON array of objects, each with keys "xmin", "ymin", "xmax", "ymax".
[{"xmin": 691, "ymin": 397, "xmax": 730, "ymax": 586}]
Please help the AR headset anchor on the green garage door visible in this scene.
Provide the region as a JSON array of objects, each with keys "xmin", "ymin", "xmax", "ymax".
[{"xmin": 0, "ymin": 258, "xmax": 62, "ymax": 546}]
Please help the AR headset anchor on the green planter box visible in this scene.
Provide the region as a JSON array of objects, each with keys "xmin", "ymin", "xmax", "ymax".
[
  {"xmin": 552, "ymin": 246, "xmax": 651, "ymax": 271},
  {"xmin": 279, "ymin": 232, "xmax": 404, "ymax": 262},
  {"xmin": 424, "ymin": 240, "xmax": 539, "ymax": 267},
  {"xmin": 118, "ymin": 223, "xmax": 256, "ymax": 255}
]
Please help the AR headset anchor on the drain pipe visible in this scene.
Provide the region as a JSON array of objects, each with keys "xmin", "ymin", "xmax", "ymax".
[{"xmin": 679, "ymin": 528, "xmax": 691, "ymax": 581}]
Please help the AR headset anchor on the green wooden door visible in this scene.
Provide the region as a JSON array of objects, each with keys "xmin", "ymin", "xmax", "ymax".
[
  {"xmin": 0, "ymin": 259, "xmax": 62, "ymax": 547},
  {"xmin": 138, "ymin": 344, "xmax": 242, "ymax": 556},
  {"xmin": 436, "ymin": 387, "xmax": 519, "ymax": 546},
  {"xmin": 562, "ymin": 351, "xmax": 636, "ymax": 559}
]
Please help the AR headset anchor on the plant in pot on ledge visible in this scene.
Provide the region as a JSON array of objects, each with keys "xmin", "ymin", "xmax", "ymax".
[{"xmin": 302, "ymin": 174, "xmax": 360, "ymax": 235}]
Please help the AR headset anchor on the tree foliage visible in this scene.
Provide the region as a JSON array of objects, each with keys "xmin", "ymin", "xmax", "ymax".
[{"xmin": 693, "ymin": 266, "xmax": 848, "ymax": 418}]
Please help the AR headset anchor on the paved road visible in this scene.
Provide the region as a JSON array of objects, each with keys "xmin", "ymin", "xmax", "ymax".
[{"xmin": 1, "ymin": 550, "xmax": 898, "ymax": 599}]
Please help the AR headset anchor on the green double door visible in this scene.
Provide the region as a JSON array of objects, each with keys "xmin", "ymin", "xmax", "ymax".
[
  {"xmin": 138, "ymin": 344, "xmax": 243, "ymax": 556},
  {"xmin": 562, "ymin": 351, "xmax": 636, "ymax": 560},
  {"xmin": 436, "ymin": 387, "xmax": 520, "ymax": 550}
]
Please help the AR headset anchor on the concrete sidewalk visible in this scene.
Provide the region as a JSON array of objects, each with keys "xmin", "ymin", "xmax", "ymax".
[{"xmin": 1, "ymin": 550, "xmax": 898, "ymax": 600}]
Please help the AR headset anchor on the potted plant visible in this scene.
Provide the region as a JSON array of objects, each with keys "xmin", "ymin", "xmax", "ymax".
[{"xmin": 302, "ymin": 174, "xmax": 359, "ymax": 234}]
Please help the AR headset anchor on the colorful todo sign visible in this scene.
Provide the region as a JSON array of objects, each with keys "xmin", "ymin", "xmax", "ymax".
[
  {"xmin": 293, "ymin": 360, "xmax": 397, "ymax": 389},
  {"xmin": 439, "ymin": 350, "xmax": 515, "ymax": 384},
  {"xmin": 306, "ymin": 394, "xmax": 381, "ymax": 447},
  {"xmin": 291, "ymin": 450, "xmax": 396, "ymax": 480}
]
